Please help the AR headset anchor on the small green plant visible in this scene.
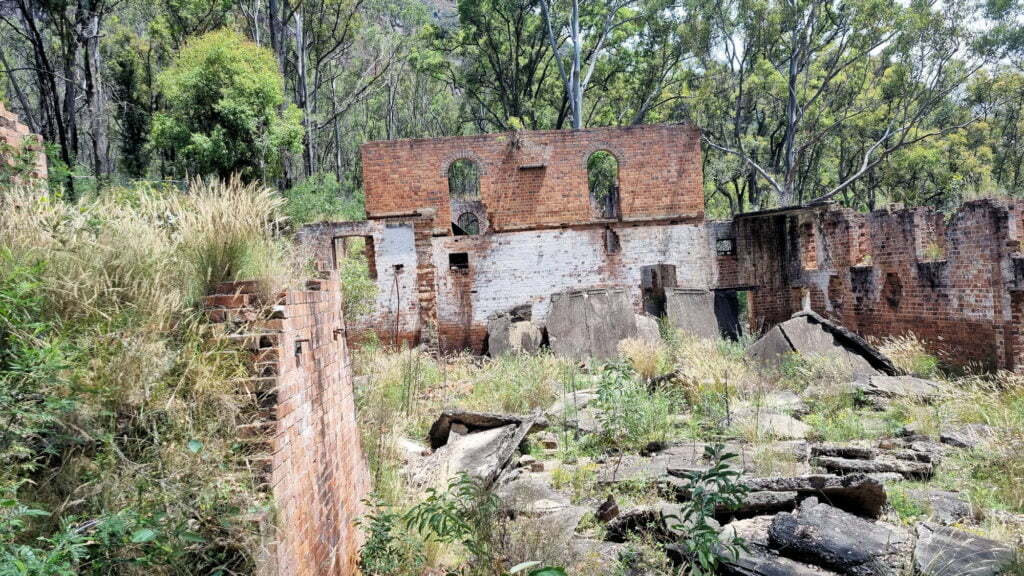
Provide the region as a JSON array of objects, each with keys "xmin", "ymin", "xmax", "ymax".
[
  {"xmin": 923, "ymin": 241, "xmax": 945, "ymax": 261},
  {"xmin": 357, "ymin": 496, "xmax": 425, "ymax": 576},
  {"xmin": 886, "ymin": 486, "xmax": 927, "ymax": 522},
  {"xmin": 594, "ymin": 362, "xmax": 677, "ymax": 453},
  {"xmin": 403, "ymin": 473, "xmax": 501, "ymax": 574},
  {"xmin": 666, "ymin": 444, "xmax": 749, "ymax": 575}
]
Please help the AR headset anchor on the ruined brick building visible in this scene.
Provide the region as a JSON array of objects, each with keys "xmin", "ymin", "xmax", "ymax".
[
  {"xmin": 298, "ymin": 124, "xmax": 714, "ymax": 353},
  {"xmin": 715, "ymin": 200, "xmax": 1024, "ymax": 371},
  {"xmin": 299, "ymin": 124, "xmax": 1024, "ymax": 372}
]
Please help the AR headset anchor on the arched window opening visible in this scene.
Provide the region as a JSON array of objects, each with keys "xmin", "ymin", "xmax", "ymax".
[
  {"xmin": 588, "ymin": 150, "xmax": 620, "ymax": 219},
  {"xmin": 448, "ymin": 158, "xmax": 480, "ymax": 200},
  {"xmin": 454, "ymin": 212, "xmax": 480, "ymax": 236}
]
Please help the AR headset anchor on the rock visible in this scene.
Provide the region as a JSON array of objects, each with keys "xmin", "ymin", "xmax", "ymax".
[
  {"xmin": 748, "ymin": 313, "xmax": 897, "ymax": 378},
  {"xmin": 719, "ymin": 515, "xmax": 775, "ymax": 548},
  {"xmin": 450, "ymin": 422, "xmax": 469, "ymax": 437},
  {"xmin": 742, "ymin": 474, "xmax": 886, "ymax": 518},
  {"xmin": 396, "ymin": 437, "xmax": 429, "ymax": 459},
  {"xmin": 940, "ymin": 424, "xmax": 996, "ymax": 449},
  {"xmin": 860, "ymin": 375, "xmax": 943, "ymax": 402},
  {"xmin": 518, "ymin": 454, "xmax": 537, "ymax": 468},
  {"xmin": 538, "ymin": 431, "xmax": 559, "ymax": 450},
  {"xmin": 811, "ymin": 455, "xmax": 933, "ymax": 480},
  {"xmin": 883, "ymin": 448, "xmax": 936, "ymax": 463},
  {"xmin": 810, "ymin": 444, "xmax": 875, "ymax": 460},
  {"xmin": 866, "ymin": 472, "xmax": 905, "ymax": 484},
  {"xmin": 913, "ymin": 522, "xmax": 1014, "ymax": 576},
  {"xmin": 502, "ymin": 506, "xmax": 588, "ymax": 566},
  {"xmin": 720, "ymin": 550, "xmax": 842, "ymax": 576},
  {"xmin": 732, "ymin": 404, "xmax": 811, "ymax": 440},
  {"xmin": 665, "ymin": 289, "xmax": 721, "ymax": 340},
  {"xmin": 412, "ymin": 424, "xmax": 519, "ymax": 488},
  {"xmin": 530, "ymin": 461, "xmax": 544, "ymax": 472},
  {"xmin": 605, "ymin": 503, "xmax": 718, "ymax": 543},
  {"xmin": 768, "ymin": 498, "xmax": 912, "ymax": 575},
  {"xmin": 487, "ymin": 314, "xmax": 543, "ymax": 357},
  {"xmin": 635, "ymin": 314, "xmax": 662, "ymax": 343},
  {"xmin": 569, "ymin": 539, "xmax": 628, "ymax": 574},
  {"xmin": 546, "ymin": 390, "xmax": 603, "ymax": 434},
  {"xmin": 427, "ymin": 409, "xmax": 547, "ymax": 449},
  {"xmin": 416, "ymin": 413, "xmax": 543, "ymax": 489},
  {"xmin": 904, "ymin": 489, "xmax": 973, "ymax": 525},
  {"xmin": 724, "ymin": 491, "xmax": 798, "ymax": 516},
  {"xmin": 596, "ymin": 494, "xmax": 619, "ymax": 522},
  {"xmin": 495, "ymin": 476, "xmax": 572, "ymax": 516}
]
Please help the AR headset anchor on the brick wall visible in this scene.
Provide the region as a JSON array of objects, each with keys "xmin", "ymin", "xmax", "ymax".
[
  {"xmin": 0, "ymin": 102, "xmax": 47, "ymax": 180},
  {"xmin": 361, "ymin": 124, "xmax": 703, "ymax": 233},
  {"xmin": 299, "ymin": 217, "xmax": 714, "ymax": 354},
  {"xmin": 204, "ymin": 273, "xmax": 369, "ymax": 575},
  {"xmin": 729, "ymin": 199, "xmax": 1024, "ymax": 371}
]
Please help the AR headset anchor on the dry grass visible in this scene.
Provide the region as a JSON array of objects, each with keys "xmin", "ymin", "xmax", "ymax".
[
  {"xmin": 618, "ymin": 337, "xmax": 671, "ymax": 380},
  {"xmin": 877, "ymin": 333, "xmax": 941, "ymax": 377}
]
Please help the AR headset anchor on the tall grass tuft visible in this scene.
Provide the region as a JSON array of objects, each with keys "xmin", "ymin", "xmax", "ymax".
[
  {"xmin": 878, "ymin": 333, "xmax": 941, "ymax": 378},
  {"xmin": 173, "ymin": 176, "xmax": 297, "ymax": 303}
]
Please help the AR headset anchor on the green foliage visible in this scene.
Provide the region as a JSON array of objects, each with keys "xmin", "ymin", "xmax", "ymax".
[
  {"xmin": 338, "ymin": 238, "xmax": 378, "ymax": 323},
  {"xmin": 282, "ymin": 173, "xmax": 365, "ymax": 226},
  {"xmin": 665, "ymin": 444, "xmax": 749, "ymax": 576},
  {"xmin": 593, "ymin": 362, "xmax": 677, "ymax": 453},
  {"xmin": 150, "ymin": 28, "xmax": 303, "ymax": 179},
  {"xmin": 885, "ymin": 485, "xmax": 927, "ymax": 522},
  {"xmin": 357, "ymin": 497, "xmax": 425, "ymax": 576},
  {"xmin": 587, "ymin": 151, "xmax": 619, "ymax": 202},
  {"xmin": 0, "ymin": 252, "xmax": 71, "ymax": 479},
  {"xmin": 0, "ymin": 181, "xmax": 290, "ymax": 572},
  {"xmin": 447, "ymin": 158, "xmax": 480, "ymax": 200},
  {"xmin": 403, "ymin": 473, "xmax": 500, "ymax": 574}
]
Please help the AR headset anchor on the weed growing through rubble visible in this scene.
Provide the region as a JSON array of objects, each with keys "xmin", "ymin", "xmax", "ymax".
[
  {"xmin": 403, "ymin": 473, "xmax": 501, "ymax": 575},
  {"xmin": 666, "ymin": 443, "xmax": 748, "ymax": 575},
  {"xmin": 594, "ymin": 361, "xmax": 678, "ymax": 453}
]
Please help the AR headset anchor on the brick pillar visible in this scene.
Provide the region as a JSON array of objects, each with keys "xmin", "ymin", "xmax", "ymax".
[{"xmin": 413, "ymin": 212, "xmax": 440, "ymax": 355}]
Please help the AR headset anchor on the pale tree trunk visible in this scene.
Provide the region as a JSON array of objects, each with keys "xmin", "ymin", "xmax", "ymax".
[{"xmin": 295, "ymin": 9, "xmax": 315, "ymax": 177}]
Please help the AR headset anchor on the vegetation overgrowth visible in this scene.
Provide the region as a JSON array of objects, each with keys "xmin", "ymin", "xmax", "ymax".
[
  {"xmin": 354, "ymin": 330, "xmax": 1024, "ymax": 575},
  {"xmin": 0, "ymin": 179, "xmax": 300, "ymax": 572}
]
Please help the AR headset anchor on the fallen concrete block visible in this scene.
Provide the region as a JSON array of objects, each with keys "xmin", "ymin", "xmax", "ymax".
[{"xmin": 748, "ymin": 312, "xmax": 898, "ymax": 378}]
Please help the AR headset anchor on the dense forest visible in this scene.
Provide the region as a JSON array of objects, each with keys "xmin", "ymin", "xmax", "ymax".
[{"xmin": 1, "ymin": 0, "xmax": 1024, "ymax": 215}]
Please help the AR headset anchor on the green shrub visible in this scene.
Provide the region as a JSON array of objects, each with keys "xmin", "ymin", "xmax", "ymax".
[
  {"xmin": 404, "ymin": 474, "xmax": 501, "ymax": 575},
  {"xmin": 150, "ymin": 28, "xmax": 303, "ymax": 179},
  {"xmin": 282, "ymin": 173, "xmax": 365, "ymax": 226},
  {"xmin": 594, "ymin": 362, "xmax": 678, "ymax": 453},
  {"xmin": 358, "ymin": 497, "xmax": 425, "ymax": 576},
  {"xmin": 665, "ymin": 444, "xmax": 748, "ymax": 575}
]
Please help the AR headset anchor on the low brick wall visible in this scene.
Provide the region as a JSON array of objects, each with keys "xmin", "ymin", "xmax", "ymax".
[{"xmin": 204, "ymin": 273, "xmax": 369, "ymax": 575}]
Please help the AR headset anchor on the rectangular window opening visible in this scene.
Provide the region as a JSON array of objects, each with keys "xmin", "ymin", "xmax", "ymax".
[
  {"xmin": 333, "ymin": 235, "xmax": 377, "ymax": 279},
  {"xmin": 449, "ymin": 252, "xmax": 470, "ymax": 271}
]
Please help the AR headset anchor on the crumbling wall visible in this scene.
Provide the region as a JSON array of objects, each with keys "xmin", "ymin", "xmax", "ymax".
[
  {"xmin": 0, "ymin": 102, "xmax": 47, "ymax": 180},
  {"xmin": 361, "ymin": 124, "xmax": 703, "ymax": 233},
  {"xmin": 731, "ymin": 199, "xmax": 1024, "ymax": 371},
  {"xmin": 431, "ymin": 220, "xmax": 712, "ymax": 352},
  {"xmin": 204, "ymin": 273, "xmax": 369, "ymax": 575},
  {"xmin": 296, "ymin": 215, "xmax": 435, "ymax": 348}
]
